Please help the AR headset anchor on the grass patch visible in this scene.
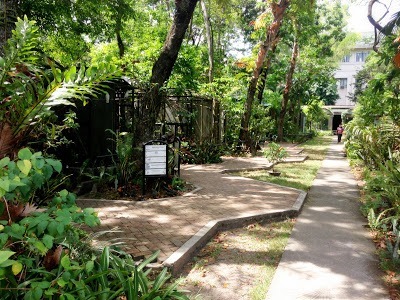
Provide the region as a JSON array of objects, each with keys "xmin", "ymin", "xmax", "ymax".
[
  {"xmin": 180, "ymin": 219, "xmax": 295, "ymax": 300},
  {"xmin": 247, "ymin": 220, "xmax": 295, "ymax": 300},
  {"xmin": 239, "ymin": 135, "xmax": 332, "ymax": 191}
]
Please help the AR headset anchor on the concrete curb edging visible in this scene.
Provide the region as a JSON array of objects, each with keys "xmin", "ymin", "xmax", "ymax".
[{"xmin": 163, "ymin": 188, "xmax": 307, "ymax": 276}]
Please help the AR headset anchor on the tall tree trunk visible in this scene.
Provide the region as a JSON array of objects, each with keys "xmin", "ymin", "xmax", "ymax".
[
  {"xmin": 238, "ymin": 0, "xmax": 289, "ymax": 151},
  {"xmin": 277, "ymin": 39, "xmax": 299, "ymax": 141},
  {"xmin": 0, "ymin": 0, "xmax": 18, "ymax": 56},
  {"xmin": 200, "ymin": 0, "xmax": 213, "ymax": 83},
  {"xmin": 256, "ymin": 41, "xmax": 278, "ymax": 103},
  {"xmin": 150, "ymin": 0, "xmax": 199, "ymax": 87},
  {"xmin": 200, "ymin": 0, "xmax": 219, "ymax": 141},
  {"xmin": 137, "ymin": 0, "xmax": 199, "ymax": 144},
  {"xmin": 116, "ymin": 18, "xmax": 125, "ymax": 59}
]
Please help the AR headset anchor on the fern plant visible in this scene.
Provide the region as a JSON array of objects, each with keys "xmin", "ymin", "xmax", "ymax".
[{"xmin": 0, "ymin": 16, "xmax": 120, "ymax": 158}]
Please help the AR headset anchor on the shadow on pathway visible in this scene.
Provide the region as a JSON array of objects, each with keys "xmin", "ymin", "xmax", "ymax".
[
  {"xmin": 77, "ymin": 144, "xmax": 306, "ymax": 274},
  {"xmin": 265, "ymin": 139, "xmax": 389, "ymax": 300}
]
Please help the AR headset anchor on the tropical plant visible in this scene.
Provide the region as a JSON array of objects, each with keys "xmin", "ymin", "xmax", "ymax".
[
  {"xmin": 264, "ymin": 142, "xmax": 288, "ymax": 172},
  {"xmin": 107, "ymin": 130, "xmax": 141, "ymax": 187},
  {"xmin": 0, "ymin": 149, "xmax": 188, "ymax": 299},
  {"xmin": 0, "ymin": 16, "xmax": 120, "ymax": 159},
  {"xmin": 180, "ymin": 139, "xmax": 224, "ymax": 164}
]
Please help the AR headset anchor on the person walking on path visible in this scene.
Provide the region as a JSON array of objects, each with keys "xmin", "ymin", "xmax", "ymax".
[
  {"xmin": 337, "ymin": 124, "xmax": 344, "ymax": 143},
  {"xmin": 265, "ymin": 138, "xmax": 389, "ymax": 300}
]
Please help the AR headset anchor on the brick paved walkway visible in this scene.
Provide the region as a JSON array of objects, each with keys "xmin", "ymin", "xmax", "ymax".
[{"xmin": 77, "ymin": 146, "xmax": 306, "ymax": 269}]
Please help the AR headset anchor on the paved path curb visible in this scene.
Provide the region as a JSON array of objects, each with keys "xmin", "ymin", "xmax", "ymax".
[{"xmin": 164, "ymin": 187, "xmax": 307, "ymax": 275}]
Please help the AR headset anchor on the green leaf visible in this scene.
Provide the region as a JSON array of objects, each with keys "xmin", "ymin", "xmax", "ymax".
[
  {"xmin": 44, "ymin": 288, "xmax": 58, "ymax": 296},
  {"xmin": 36, "ymin": 219, "xmax": 49, "ymax": 235},
  {"xmin": 0, "ymin": 157, "xmax": 10, "ymax": 168},
  {"xmin": 32, "ymin": 281, "xmax": 51, "ymax": 289},
  {"xmin": 84, "ymin": 214, "xmax": 99, "ymax": 227},
  {"xmin": 42, "ymin": 165, "xmax": 54, "ymax": 180},
  {"xmin": 85, "ymin": 260, "xmax": 94, "ymax": 273},
  {"xmin": 0, "ymin": 251, "xmax": 15, "ymax": 265},
  {"xmin": 62, "ymin": 271, "xmax": 71, "ymax": 282},
  {"xmin": 45, "ymin": 159, "xmax": 62, "ymax": 173},
  {"xmin": 32, "ymin": 157, "xmax": 45, "ymax": 170},
  {"xmin": 47, "ymin": 221, "xmax": 57, "ymax": 236},
  {"xmin": 63, "ymin": 293, "xmax": 75, "ymax": 300},
  {"xmin": 33, "ymin": 287, "xmax": 43, "ymax": 300},
  {"xmin": 17, "ymin": 160, "xmax": 32, "ymax": 175},
  {"xmin": 57, "ymin": 278, "xmax": 67, "ymax": 287},
  {"xmin": 59, "ymin": 189, "xmax": 68, "ymax": 198},
  {"xmin": 31, "ymin": 173, "xmax": 45, "ymax": 189},
  {"xmin": 7, "ymin": 224, "xmax": 25, "ymax": 239},
  {"xmin": 56, "ymin": 223, "xmax": 65, "ymax": 235},
  {"xmin": 61, "ymin": 255, "xmax": 71, "ymax": 270},
  {"xmin": 0, "ymin": 258, "xmax": 16, "ymax": 267},
  {"xmin": 64, "ymin": 66, "xmax": 77, "ymax": 82},
  {"xmin": 42, "ymin": 235, "xmax": 54, "ymax": 249},
  {"xmin": 0, "ymin": 233, "xmax": 9, "ymax": 248},
  {"xmin": 0, "ymin": 179, "xmax": 10, "ymax": 192},
  {"xmin": 18, "ymin": 148, "xmax": 33, "ymax": 160},
  {"xmin": 12, "ymin": 261, "xmax": 23, "ymax": 275},
  {"xmin": 9, "ymin": 177, "xmax": 26, "ymax": 190},
  {"xmin": 33, "ymin": 241, "xmax": 48, "ymax": 255}
]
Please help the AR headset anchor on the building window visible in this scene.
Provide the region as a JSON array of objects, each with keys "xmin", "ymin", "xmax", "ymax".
[
  {"xmin": 338, "ymin": 78, "xmax": 347, "ymax": 89},
  {"xmin": 342, "ymin": 55, "xmax": 351, "ymax": 62},
  {"xmin": 356, "ymin": 51, "xmax": 369, "ymax": 62}
]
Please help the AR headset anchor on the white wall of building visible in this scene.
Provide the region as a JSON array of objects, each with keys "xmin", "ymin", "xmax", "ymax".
[{"xmin": 334, "ymin": 42, "xmax": 371, "ymax": 107}]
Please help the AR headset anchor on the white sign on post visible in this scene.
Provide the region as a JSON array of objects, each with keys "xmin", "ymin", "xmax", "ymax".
[{"xmin": 144, "ymin": 144, "xmax": 167, "ymax": 176}]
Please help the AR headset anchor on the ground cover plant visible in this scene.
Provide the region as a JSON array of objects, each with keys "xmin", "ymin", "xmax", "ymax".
[
  {"xmin": 346, "ymin": 120, "xmax": 400, "ymax": 298},
  {"xmin": 0, "ymin": 149, "xmax": 188, "ymax": 299}
]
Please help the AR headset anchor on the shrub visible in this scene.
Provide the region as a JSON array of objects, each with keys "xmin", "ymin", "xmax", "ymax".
[
  {"xmin": 263, "ymin": 142, "xmax": 288, "ymax": 172},
  {"xmin": 180, "ymin": 140, "xmax": 224, "ymax": 164},
  {"xmin": 0, "ymin": 149, "xmax": 188, "ymax": 299}
]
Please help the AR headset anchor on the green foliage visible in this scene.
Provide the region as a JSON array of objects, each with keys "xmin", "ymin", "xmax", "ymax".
[
  {"xmin": 171, "ymin": 177, "xmax": 186, "ymax": 191},
  {"xmin": 180, "ymin": 140, "xmax": 224, "ymax": 164},
  {"xmin": 263, "ymin": 142, "xmax": 288, "ymax": 171},
  {"xmin": 345, "ymin": 29, "xmax": 400, "ymax": 273},
  {"xmin": 0, "ymin": 16, "xmax": 120, "ymax": 158},
  {"xmin": 302, "ymin": 99, "xmax": 328, "ymax": 129},
  {"xmin": 107, "ymin": 130, "xmax": 141, "ymax": 187},
  {"xmin": 0, "ymin": 149, "xmax": 187, "ymax": 299},
  {"xmin": 346, "ymin": 118, "xmax": 400, "ymax": 168},
  {"xmin": 241, "ymin": 135, "xmax": 331, "ymax": 191},
  {"xmin": 0, "ymin": 148, "xmax": 63, "ymax": 204},
  {"xmin": 249, "ymin": 103, "xmax": 275, "ymax": 146}
]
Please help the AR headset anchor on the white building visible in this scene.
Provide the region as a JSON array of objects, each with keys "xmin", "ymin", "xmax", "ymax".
[{"xmin": 326, "ymin": 38, "xmax": 372, "ymax": 131}]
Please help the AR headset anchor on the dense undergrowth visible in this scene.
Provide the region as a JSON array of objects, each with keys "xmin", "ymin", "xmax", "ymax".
[
  {"xmin": 0, "ymin": 149, "xmax": 188, "ymax": 299},
  {"xmin": 345, "ymin": 37, "xmax": 400, "ymax": 298},
  {"xmin": 346, "ymin": 120, "xmax": 400, "ymax": 299}
]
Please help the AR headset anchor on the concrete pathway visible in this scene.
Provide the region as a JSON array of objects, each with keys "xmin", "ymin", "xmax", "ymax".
[{"xmin": 266, "ymin": 139, "xmax": 389, "ymax": 300}]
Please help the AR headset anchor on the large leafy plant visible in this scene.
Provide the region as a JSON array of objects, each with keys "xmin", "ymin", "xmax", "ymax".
[
  {"xmin": 0, "ymin": 149, "xmax": 188, "ymax": 299},
  {"xmin": 0, "ymin": 16, "xmax": 120, "ymax": 158},
  {"xmin": 0, "ymin": 148, "xmax": 100, "ymax": 298}
]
